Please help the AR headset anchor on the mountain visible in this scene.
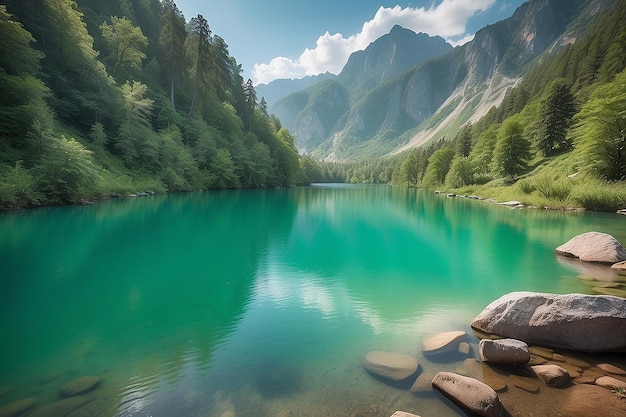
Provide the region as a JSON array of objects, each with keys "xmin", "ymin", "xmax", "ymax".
[
  {"xmin": 271, "ymin": 0, "xmax": 610, "ymax": 161},
  {"xmin": 255, "ymin": 72, "xmax": 335, "ymax": 106},
  {"xmin": 271, "ymin": 26, "xmax": 452, "ymax": 156}
]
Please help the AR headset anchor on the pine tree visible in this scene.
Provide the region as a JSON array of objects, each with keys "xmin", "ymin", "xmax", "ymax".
[{"xmin": 537, "ymin": 79, "xmax": 577, "ymax": 156}]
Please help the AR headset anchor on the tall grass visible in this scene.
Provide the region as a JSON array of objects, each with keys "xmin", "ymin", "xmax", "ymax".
[{"xmin": 572, "ymin": 181, "xmax": 626, "ymax": 212}]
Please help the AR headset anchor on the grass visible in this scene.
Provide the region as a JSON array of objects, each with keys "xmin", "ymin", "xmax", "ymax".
[{"xmin": 443, "ymin": 153, "xmax": 626, "ymax": 212}]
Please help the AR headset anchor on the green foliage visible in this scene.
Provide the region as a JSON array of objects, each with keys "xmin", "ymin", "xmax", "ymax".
[
  {"xmin": 422, "ymin": 147, "xmax": 456, "ymax": 187},
  {"xmin": 36, "ymin": 135, "xmax": 101, "ymax": 203},
  {"xmin": 300, "ymin": 156, "xmax": 325, "ymax": 184},
  {"xmin": 574, "ymin": 68, "xmax": 626, "ymax": 180},
  {"xmin": 492, "ymin": 118, "xmax": 532, "ymax": 180},
  {"xmin": 0, "ymin": 161, "xmax": 40, "ymax": 208},
  {"xmin": 537, "ymin": 79, "xmax": 577, "ymax": 156},
  {"xmin": 100, "ymin": 16, "xmax": 148, "ymax": 82},
  {"xmin": 469, "ymin": 125, "xmax": 498, "ymax": 176},
  {"xmin": 445, "ymin": 157, "xmax": 474, "ymax": 188}
]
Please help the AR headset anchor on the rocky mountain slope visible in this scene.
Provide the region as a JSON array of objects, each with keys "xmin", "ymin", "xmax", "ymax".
[{"xmin": 269, "ymin": 0, "xmax": 610, "ymax": 161}]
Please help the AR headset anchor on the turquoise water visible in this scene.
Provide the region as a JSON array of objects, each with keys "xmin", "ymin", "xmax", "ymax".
[{"xmin": 1, "ymin": 184, "xmax": 625, "ymax": 417}]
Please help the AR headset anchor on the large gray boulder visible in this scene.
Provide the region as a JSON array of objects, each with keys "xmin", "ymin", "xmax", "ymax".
[
  {"xmin": 556, "ymin": 232, "xmax": 626, "ymax": 264},
  {"xmin": 431, "ymin": 372, "xmax": 507, "ymax": 417},
  {"xmin": 471, "ymin": 292, "xmax": 626, "ymax": 352}
]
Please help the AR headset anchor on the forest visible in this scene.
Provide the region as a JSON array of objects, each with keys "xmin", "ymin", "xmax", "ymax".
[{"xmin": 0, "ymin": 0, "xmax": 305, "ymax": 208}]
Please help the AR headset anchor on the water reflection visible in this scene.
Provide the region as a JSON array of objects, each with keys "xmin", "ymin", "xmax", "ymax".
[{"xmin": 1, "ymin": 186, "xmax": 625, "ymax": 417}]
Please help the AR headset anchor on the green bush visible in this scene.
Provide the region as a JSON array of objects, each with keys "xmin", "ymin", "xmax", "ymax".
[{"xmin": 0, "ymin": 161, "xmax": 40, "ymax": 208}]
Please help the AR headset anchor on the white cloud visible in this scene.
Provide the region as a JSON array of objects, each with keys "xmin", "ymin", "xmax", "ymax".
[{"xmin": 252, "ymin": 0, "xmax": 495, "ymax": 85}]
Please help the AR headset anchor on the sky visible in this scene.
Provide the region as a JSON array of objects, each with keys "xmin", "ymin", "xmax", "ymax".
[{"xmin": 174, "ymin": 0, "xmax": 527, "ymax": 85}]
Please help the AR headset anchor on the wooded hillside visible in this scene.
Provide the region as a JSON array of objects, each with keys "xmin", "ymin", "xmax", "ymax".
[{"xmin": 0, "ymin": 0, "xmax": 304, "ymax": 208}]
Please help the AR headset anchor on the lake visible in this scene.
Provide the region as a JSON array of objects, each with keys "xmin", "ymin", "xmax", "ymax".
[{"xmin": 1, "ymin": 184, "xmax": 625, "ymax": 417}]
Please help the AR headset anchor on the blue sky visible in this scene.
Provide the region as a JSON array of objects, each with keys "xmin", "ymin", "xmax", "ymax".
[{"xmin": 174, "ymin": 0, "xmax": 527, "ymax": 84}]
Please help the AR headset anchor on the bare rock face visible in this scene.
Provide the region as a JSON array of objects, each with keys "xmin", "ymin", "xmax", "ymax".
[
  {"xmin": 431, "ymin": 372, "xmax": 507, "ymax": 417},
  {"xmin": 471, "ymin": 292, "xmax": 626, "ymax": 352},
  {"xmin": 363, "ymin": 351, "xmax": 418, "ymax": 381},
  {"xmin": 479, "ymin": 338, "xmax": 530, "ymax": 364},
  {"xmin": 556, "ymin": 232, "xmax": 626, "ymax": 264}
]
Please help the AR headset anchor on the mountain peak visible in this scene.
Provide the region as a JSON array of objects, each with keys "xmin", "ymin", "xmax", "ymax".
[{"xmin": 337, "ymin": 27, "xmax": 453, "ymax": 89}]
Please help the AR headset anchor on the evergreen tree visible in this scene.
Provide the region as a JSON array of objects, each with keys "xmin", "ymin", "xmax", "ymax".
[
  {"xmin": 158, "ymin": 0, "xmax": 187, "ymax": 108},
  {"xmin": 187, "ymin": 14, "xmax": 212, "ymax": 119},
  {"xmin": 537, "ymin": 79, "xmax": 577, "ymax": 156}
]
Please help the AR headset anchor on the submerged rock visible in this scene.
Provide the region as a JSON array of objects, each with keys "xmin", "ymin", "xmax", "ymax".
[
  {"xmin": 431, "ymin": 372, "xmax": 507, "ymax": 417},
  {"xmin": 61, "ymin": 376, "xmax": 101, "ymax": 397},
  {"xmin": 421, "ymin": 330, "xmax": 466, "ymax": 355},
  {"xmin": 363, "ymin": 351, "xmax": 418, "ymax": 381},
  {"xmin": 28, "ymin": 397, "xmax": 89, "ymax": 417},
  {"xmin": 595, "ymin": 376, "xmax": 626, "ymax": 390},
  {"xmin": 390, "ymin": 412, "xmax": 421, "ymax": 417},
  {"xmin": 471, "ymin": 292, "xmax": 626, "ymax": 352},
  {"xmin": 531, "ymin": 364, "xmax": 571, "ymax": 387},
  {"xmin": 479, "ymin": 338, "xmax": 530, "ymax": 364},
  {"xmin": 597, "ymin": 363, "xmax": 626, "ymax": 375},
  {"xmin": 556, "ymin": 232, "xmax": 626, "ymax": 264},
  {"xmin": 0, "ymin": 398, "xmax": 37, "ymax": 417}
]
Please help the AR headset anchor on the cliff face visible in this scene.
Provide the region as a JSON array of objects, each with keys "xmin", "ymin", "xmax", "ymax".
[{"xmin": 271, "ymin": 0, "xmax": 607, "ymax": 161}]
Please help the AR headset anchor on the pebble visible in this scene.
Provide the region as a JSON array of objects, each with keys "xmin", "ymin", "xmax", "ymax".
[{"xmin": 597, "ymin": 363, "xmax": 626, "ymax": 375}]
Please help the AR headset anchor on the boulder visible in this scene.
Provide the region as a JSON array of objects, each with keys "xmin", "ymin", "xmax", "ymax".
[
  {"xmin": 556, "ymin": 232, "xmax": 626, "ymax": 264},
  {"xmin": 61, "ymin": 376, "xmax": 101, "ymax": 397},
  {"xmin": 470, "ymin": 292, "xmax": 626, "ymax": 352},
  {"xmin": 479, "ymin": 338, "xmax": 530, "ymax": 364},
  {"xmin": 363, "ymin": 351, "xmax": 418, "ymax": 381},
  {"xmin": 421, "ymin": 331, "xmax": 466, "ymax": 355},
  {"xmin": 531, "ymin": 364, "xmax": 571, "ymax": 387},
  {"xmin": 431, "ymin": 372, "xmax": 507, "ymax": 417}
]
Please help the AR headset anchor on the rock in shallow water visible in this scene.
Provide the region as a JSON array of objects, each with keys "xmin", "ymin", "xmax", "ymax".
[
  {"xmin": 556, "ymin": 232, "xmax": 626, "ymax": 264},
  {"xmin": 0, "ymin": 398, "xmax": 37, "ymax": 417},
  {"xmin": 431, "ymin": 372, "xmax": 507, "ymax": 417},
  {"xmin": 471, "ymin": 292, "xmax": 626, "ymax": 352},
  {"xmin": 61, "ymin": 376, "xmax": 101, "ymax": 397},
  {"xmin": 363, "ymin": 351, "xmax": 418, "ymax": 381},
  {"xmin": 421, "ymin": 331, "xmax": 466, "ymax": 355},
  {"xmin": 479, "ymin": 338, "xmax": 530, "ymax": 364},
  {"xmin": 531, "ymin": 364, "xmax": 571, "ymax": 387}
]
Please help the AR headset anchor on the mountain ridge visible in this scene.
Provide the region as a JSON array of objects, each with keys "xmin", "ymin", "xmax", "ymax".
[{"xmin": 269, "ymin": 0, "xmax": 610, "ymax": 161}]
